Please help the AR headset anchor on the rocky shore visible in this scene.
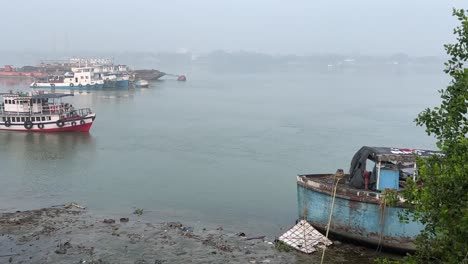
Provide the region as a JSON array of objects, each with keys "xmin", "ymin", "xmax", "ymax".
[{"xmin": 0, "ymin": 206, "xmax": 383, "ymax": 264}]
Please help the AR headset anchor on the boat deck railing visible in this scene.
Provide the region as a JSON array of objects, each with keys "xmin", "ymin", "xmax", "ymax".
[{"xmin": 0, "ymin": 103, "xmax": 92, "ymax": 117}]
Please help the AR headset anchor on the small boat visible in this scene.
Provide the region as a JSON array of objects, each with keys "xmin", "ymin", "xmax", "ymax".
[
  {"xmin": 297, "ymin": 146, "xmax": 440, "ymax": 252},
  {"xmin": 0, "ymin": 91, "xmax": 96, "ymax": 132},
  {"xmin": 134, "ymin": 80, "xmax": 149, "ymax": 88},
  {"xmin": 30, "ymin": 67, "xmax": 104, "ymax": 89}
]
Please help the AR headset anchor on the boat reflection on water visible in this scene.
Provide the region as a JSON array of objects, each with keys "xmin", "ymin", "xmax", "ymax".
[{"xmin": 0, "ymin": 132, "xmax": 96, "ymax": 161}]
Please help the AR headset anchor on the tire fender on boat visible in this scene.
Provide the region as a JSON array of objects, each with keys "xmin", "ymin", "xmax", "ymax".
[
  {"xmin": 86, "ymin": 84, "xmax": 91, "ymax": 88},
  {"xmin": 71, "ymin": 121, "xmax": 77, "ymax": 126},
  {"xmin": 50, "ymin": 83, "xmax": 55, "ymax": 87},
  {"xmin": 4, "ymin": 120, "xmax": 11, "ymax": 127},
  {"xmin": 24, "ymin": 120, "xmax": 33, "ymax": 129},
  {"xmin": 33, "ymin": 83, "xmax": 38, "ymax": 88},
  {"xmin": 70, "ymin": 83, "xmax": 74, "ymax": 87},
  {"xmin": 56, "ymin": 120, "xmax": 65, "ymax": 127},
  {"xmin": 80, "ymin": 119, "xmax": 85, "ymax": 125},
  {"xmin": 38, "ymin": 123, "xmax": 45, "ymax": 129},
  {"xmin": 78, "ymin": 84, "xmax": 83, "ymax": 88}
]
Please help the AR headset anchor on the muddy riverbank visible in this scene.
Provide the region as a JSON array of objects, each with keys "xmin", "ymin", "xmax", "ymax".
[{"xmin": 0, "ymin": 206, "xmax": 390, "ymax": 263}]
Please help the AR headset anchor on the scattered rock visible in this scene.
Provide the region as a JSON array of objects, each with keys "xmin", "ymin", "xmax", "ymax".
[
  {"xmin": 103, "ymin": 219, "xmax": 115, "ymax": 224},
  {"xmin": 120, "ymin": 218, "xmax": 129, "ymax": 223},
  {"xmin": 181, "ymin": 226, "xmax": 193, "ymax": 232},
  {"xmin": 54, "ymin": 241, "xmax": 72, "ymax": 254},
  {"xmin": 166, "ymin": 222, "xmax": 182, "ymax": 229},
  {"xmin": 237, "ymin": 232, "xmax": 246, "ymax": 237},
  {"xmin": 55, "ymin": 247, "xmax": 67, "ymax": 254},
  {"xmin": 63, "ymin": 241, "xmax": 72, "ymax": 249}
]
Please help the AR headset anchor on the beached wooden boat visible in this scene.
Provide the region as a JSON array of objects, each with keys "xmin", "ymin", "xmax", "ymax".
[{"xmin": 297, "ymin": 146, "xmax": 440, "ymax": 252}]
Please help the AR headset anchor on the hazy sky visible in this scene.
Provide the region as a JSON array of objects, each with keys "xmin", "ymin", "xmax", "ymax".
[{"xmin": 1, "ymin": 0, "xmax": 467, "ymax": 56}]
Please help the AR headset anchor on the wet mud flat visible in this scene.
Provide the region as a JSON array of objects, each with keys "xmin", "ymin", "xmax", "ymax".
[{"xmin": 0, "ymin": 207, "xmax": 387, "ymax": 264}]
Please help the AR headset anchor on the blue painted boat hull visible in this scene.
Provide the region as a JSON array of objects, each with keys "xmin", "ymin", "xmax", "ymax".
[
  {"xmin": 297, "ymin": 176, "xmax": 423, "ymax": 251},
  {"xmin": 116, "ymin": 80, "xmax": 129, "ymax": 88},
  {"xmin": 103, "ymin": 80, "xmax": 116, "ymax": 88}
]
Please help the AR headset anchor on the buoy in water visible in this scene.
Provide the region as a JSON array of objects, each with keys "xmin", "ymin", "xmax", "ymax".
[{"xmin": 177, "ymin": 75, "xmax": 186, "ymax": 81}]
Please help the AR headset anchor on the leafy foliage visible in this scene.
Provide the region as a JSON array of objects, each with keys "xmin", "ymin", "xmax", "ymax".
[
  {"xmin": 133, "ymin": 208, "xmax": 144, "ymax": 216},
  {"xmin": 275, "ymin": 240, "xmax": 293, "ymax": 252},
  {"xmin": 400, "ymin": 8, "xmax": 468, "ymax": 264}
]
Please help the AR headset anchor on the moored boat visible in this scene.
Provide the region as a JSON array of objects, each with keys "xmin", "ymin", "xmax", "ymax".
[
  {"xmin": 297, "ymin": 146, "xmax": 440, "ymax": 252},
  {"xmin": 115, "ymin": 74, "xmax": 130, "ymax": 88},
  {"xmin": 94, "ymin": 64, "xmax": 131, "ymax": 88},
  {"xmin": 0, "ymin": 91, "xmax": 96, "ymax": 132},
  {"xmin": 134, "ymin": 80, "xmax": 149, "ymax": 88},
  {"xmin": 30, "ymin": 67, "xmax": 104, "ymax": 89},
  {"xmin": 133, "ymin": 69, "xmax": 165, "ymax": 80}
]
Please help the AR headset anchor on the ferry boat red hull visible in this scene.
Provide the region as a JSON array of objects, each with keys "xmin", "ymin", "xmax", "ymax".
[
  {"xmin": 3, "ymin": 121, "xmax": 93, "ymax": 132},
  {"xmin": 1, "ymin": 92, "xmax": 96, "ymax": 133}
]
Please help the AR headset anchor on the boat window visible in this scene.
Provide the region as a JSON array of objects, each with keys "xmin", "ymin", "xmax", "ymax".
[
  {"xmin": 7, "ymin": 117, "xmax": 10, "ymax": 121},
  {"xmin": 31, "ymin": 117, "xmax": 35, "ymax": 122},
  {"xmin": 2, "ymin": 117, "xmax": 5, "ymax": 121},
  {"xmin": 81, "ymin": 76, "xmax": 84, "ymax": 79},
  {"xmin": 48, "ymin": 116, "xmax": 51, "ymax": 121},
  {"xmin": 21, "ymin": 117, "xmax": 25, "ymax": 122},
  {"xmin": 42, "ymin": 116, "xmax": 46, "ymax": 121},
  {"xmin": 16, "ymin": 117, "xmax": 20, "ymax": 122},
  {"xmin": 4, "ymin": 100, "xmax": 6, "ymax": 104}
]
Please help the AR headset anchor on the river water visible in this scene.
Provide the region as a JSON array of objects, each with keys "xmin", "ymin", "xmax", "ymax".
[{"xmin": 0, "ymin": 66, "xmax": 444, "ymax": 254}]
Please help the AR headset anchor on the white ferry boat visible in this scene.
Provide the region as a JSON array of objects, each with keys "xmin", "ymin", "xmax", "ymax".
[
  {"xmin": 30, "ymin": 67, "xmax": 104, "ymax": 89},
  {"xmin": 0, "ymin": 91, "xmax": 96, "ymax": 132}
]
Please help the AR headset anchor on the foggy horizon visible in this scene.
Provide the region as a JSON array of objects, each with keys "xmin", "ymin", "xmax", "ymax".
[{"xmin": 1, "ymin": 0, "xmax": 467, "ymax": 57}]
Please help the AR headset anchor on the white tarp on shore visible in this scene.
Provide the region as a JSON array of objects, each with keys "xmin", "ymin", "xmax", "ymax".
[{"xmin": 278, "ymin": 220, "xmax": 332, "ymax": 254}]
